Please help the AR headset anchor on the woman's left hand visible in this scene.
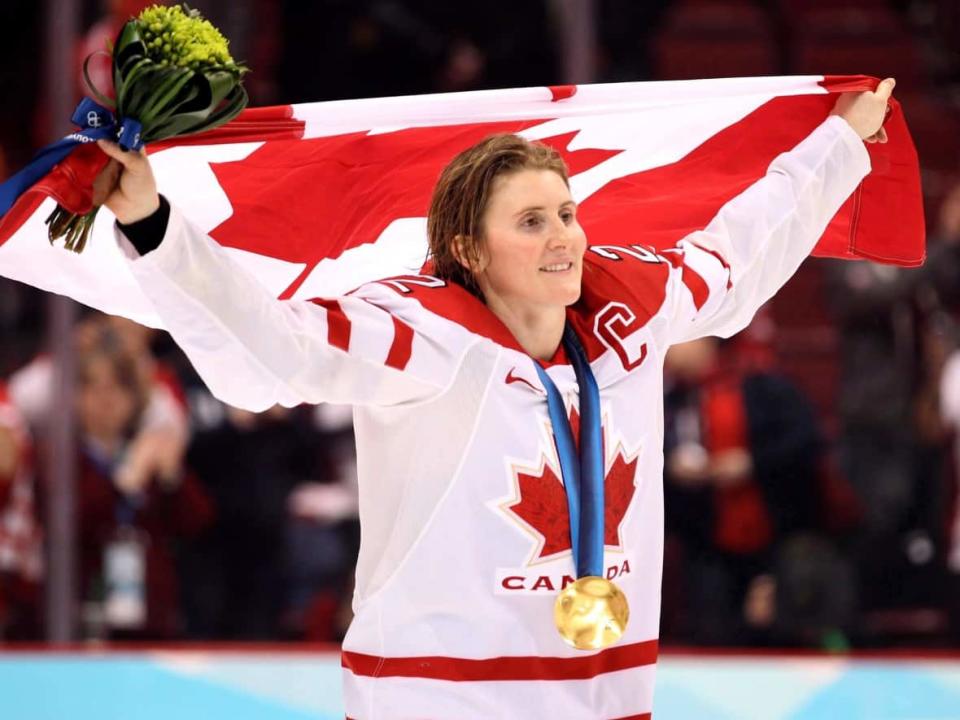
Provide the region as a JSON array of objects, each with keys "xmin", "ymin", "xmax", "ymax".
[{"xmin": 830, "ymin": 77, "xmax": 896, "ymax": 144}]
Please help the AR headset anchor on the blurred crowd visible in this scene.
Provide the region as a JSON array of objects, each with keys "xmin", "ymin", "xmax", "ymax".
[
  {"xmin": 1, "ymin": 0, "xmax": 959, "ymax": 647},
  {"xmin": 0, "ymin": 313, "xmax": 360, "ymax": 641}
]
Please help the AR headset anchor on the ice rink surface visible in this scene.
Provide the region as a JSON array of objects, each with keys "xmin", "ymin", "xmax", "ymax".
[{"xmin": 1, "ymin": 650, "xmax": 960, "ymax": 719}]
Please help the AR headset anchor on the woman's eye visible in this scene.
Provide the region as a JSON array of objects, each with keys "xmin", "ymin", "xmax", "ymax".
[
  {"xmin": 560, "ymin": 210, "xmax": 574, "ymax": 224},
  {"xmin": 521, "ymin": 215, "xmax": 542, "ymax": 228}
]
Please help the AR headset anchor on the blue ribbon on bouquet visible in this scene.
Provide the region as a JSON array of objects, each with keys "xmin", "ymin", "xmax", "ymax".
[{"xmin": 0, "ymin": 97, "xmax": 143, "ymax": 217}]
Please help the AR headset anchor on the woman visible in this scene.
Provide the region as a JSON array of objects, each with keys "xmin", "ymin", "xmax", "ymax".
[
  {"xmin": 96, "ymin": 79, "xmax": 894, "ymax": 718},
  {"xmin": 74, "ymin": 340, "xmax": 214, "ymax": 639}
]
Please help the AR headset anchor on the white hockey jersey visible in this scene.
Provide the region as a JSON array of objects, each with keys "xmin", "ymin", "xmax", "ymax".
[{"xmin": 117, "ymin": 115, "xmax": 870, "ymax": 719}]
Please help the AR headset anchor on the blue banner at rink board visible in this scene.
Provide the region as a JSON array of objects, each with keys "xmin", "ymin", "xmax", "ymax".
[{"xmin": 1, "ymin": 651, "xmax": 960, "ymax": 719}]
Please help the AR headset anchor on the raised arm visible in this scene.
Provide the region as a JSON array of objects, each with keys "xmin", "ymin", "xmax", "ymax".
[
  {"xmin": 98, "ymin": 142, "xmax": 472, "ymax": 411},
  {"xmin": 665, "ymin": 78, "xmax": 894, "ymax": 345}
]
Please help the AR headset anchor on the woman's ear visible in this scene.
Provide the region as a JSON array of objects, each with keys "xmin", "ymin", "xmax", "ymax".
[{"xmin": 452, "ymin": 235, "xmax": 483, "ymax": 272}]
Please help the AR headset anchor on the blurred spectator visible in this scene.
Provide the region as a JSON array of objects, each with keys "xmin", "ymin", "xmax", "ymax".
[
  {"xmin": 940, "ymin": 331, "xmax": 960, "ymax": 632},
  {"xmin": 286, "ymin": 402, "xmax": 360, "ymax": 641},
  {"xmin": 827, "ymin": 181, "xmax": 960, "ymax": 540},
  {"xmin": 72, "ymin": 341, "xmax": 213, "ymax": 640},
  {"xmin": 0, "ymin": 382, "xmax": 42, "ymax": 640},
  {"xmin": 936, "ymin": 183, "xmax": 960, "ymax": 639},
  {"xmin": 827, "ymin": 257, "xmax": 917, "ymax": 539},
  {"xmin": 182, "ymin": 400, "xmax": 356, "ymax": 641},
  {"xmin": 8, "ymin": 314, "xmax": 190, "ymax": 491},
  {"xmin": 825, "ymin": 180, "xmax": 960, "ymax": 640},
  {"xmin": 924, "ymin": 181, "xmax": 960, "ymax": 311},
  {"xmin": 661, "ymin": 337, "xmax": 852, "ymax": 647}
]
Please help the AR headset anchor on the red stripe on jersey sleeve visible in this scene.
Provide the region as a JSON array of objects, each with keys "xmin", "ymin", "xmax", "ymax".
[
  {"xmin": 681, "ymin": 264, "xmax": 711, "ymax": 311},
  {"xmin": 311, "ymin": 299, "xmax": 352, "ymax": 351},
  {"xmin": 385, "ymin": 316, "xmax": 414, "ymax": 370},
  {"xmin": 341, "ymin": 638, "xmax": 658, "ymax": 681},
  {"xmin": 690, "ymin": 241, "xmax": 734, "ymax": 290},
  {"xmin": 661, "ymin": 249, "xmax": 711, "ymax": 311}
]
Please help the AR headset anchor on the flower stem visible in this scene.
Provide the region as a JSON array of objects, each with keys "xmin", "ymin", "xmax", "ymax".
[{"xmin": 46, "ymin": 205, "xmax": 101, "ymax": 253}]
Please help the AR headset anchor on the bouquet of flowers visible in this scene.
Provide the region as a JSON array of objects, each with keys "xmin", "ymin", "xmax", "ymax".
[{"xmin": 46, "ymin": 3, "xmax": 248, "ymax": 252}]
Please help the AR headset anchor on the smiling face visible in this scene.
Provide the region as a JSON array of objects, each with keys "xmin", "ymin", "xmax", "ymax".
[{"xmin": 475, "ymin": 169, "xmax": 587, "ymax": 316}]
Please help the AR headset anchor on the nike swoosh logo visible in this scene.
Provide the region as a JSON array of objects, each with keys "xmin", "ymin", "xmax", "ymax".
[{"xmin": 505, "ymin": 367, "xmax": 540, "ymax": 392}]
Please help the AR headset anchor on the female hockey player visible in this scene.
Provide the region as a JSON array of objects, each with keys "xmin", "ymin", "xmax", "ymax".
[{"xmin": 95, "ymin": 77, "xmax": 895, "ymax": 719}]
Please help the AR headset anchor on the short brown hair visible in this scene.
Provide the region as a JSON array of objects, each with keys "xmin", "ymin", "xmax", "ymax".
[
  {"xmin": 77, "ymin": 344, "xmax": 150, "ymax": 438},
  {"xmin": 427, "ymin": 134, "xmax": 569, "ymax": 295}
]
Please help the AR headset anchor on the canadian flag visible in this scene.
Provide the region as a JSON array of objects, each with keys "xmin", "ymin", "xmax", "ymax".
[{"xmin": 0, "ymin": 74, "xmax": 924, "ymax": 329}]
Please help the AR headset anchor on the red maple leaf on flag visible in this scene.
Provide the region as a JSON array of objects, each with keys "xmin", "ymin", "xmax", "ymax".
[
  {"xmin": 506, "ymin": 409, "xmax": 639, "ymax": 562},
  {"xmin": 202, "ymin": 94, "xmax": 876, "ymax": 304},
  {"xmin": 206, "ymin": 123, "xmax": 621, "ymax": 298}
]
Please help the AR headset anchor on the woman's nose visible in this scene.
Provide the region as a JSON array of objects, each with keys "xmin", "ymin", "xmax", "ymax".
[{"xmin": 547, "ymin": 219, "xmax": 570, "ymax": 247}]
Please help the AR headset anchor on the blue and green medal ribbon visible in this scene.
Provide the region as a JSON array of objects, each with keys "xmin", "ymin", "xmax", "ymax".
[
  {"xmin": 534, "ymin": 325, "xmax": 630, "ymax": 650},
  {"xmin": 532, "ymin": 324, "xmax": 605, "ymax": 579}
]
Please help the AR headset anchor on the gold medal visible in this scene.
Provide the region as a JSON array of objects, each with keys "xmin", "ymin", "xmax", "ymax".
[{"xmin": 554, "ymin": 576, "xmax": 629, "ymax": 650}]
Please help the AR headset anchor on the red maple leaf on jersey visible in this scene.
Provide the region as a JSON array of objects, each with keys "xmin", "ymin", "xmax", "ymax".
[{"xmin": 506, "ymin": 409, "xmax": 638, "ymax": 562}]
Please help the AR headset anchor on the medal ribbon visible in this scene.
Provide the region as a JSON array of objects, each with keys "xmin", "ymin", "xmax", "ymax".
[{"xmin": 533, "ymin": 325, "xmax": 605, "ymax": 578}]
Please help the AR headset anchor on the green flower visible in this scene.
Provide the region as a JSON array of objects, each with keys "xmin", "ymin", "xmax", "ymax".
[
  {"xmin": 56, "ymin": 3, "xmax": 249, "ymax": 253},
  {"xmin": 105, "ymin": 2, "xmax": 250, "ymax": 140},
  {"xmin": 136, "ymin": 4, "xmax": 247, "ymax": 76}
]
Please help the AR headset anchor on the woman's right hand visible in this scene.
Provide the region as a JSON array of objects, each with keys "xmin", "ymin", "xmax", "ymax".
[{"xmin": 95, "ymin": 139, "xmax": 161, "ymax": 224}]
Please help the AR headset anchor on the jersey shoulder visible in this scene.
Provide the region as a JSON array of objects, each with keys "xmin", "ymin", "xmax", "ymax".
[
  {"xmin": 348, "ymin": 273, "xmax": 523, "ymax": 352},
  {"xmin": 576, "ymin": 244, "xmax": 674, "ymax": 326},
  {"xmin": 327, "ymin": 250, "xmax": 679, "ymax": 372}
]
